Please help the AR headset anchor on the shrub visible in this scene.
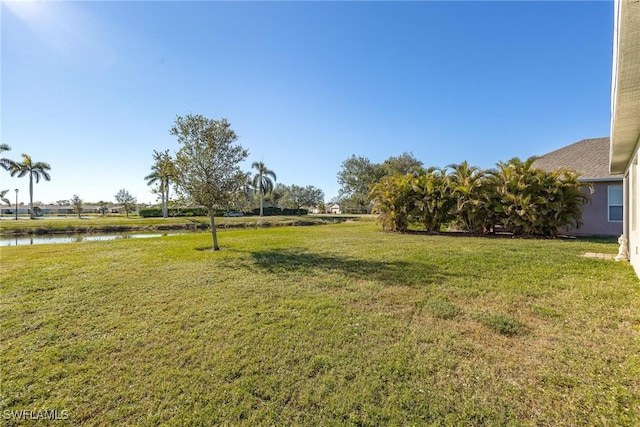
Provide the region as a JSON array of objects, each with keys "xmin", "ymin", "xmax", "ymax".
[
  {"xmin": 139, "ymin": 207, "xmax": 212, "ymax": 218},
  {"xmin": 250, "ymin": 207, "xmax": 308, "ymax": 216}
]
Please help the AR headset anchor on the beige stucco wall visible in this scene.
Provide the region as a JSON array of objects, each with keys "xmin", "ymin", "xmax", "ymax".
[
  {"xmin": 562, "ymin": 181, "xmax": 624, "ymax": 236},
  {"xmin": 624, "ymin": 149, "xmax": 639, "ymax": 277}
]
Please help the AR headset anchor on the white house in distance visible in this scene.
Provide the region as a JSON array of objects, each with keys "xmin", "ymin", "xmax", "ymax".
[
  {"xmin": 610, "ymin": 0, "xmax": 640, "ymax": 277},
  {"xmin": 325, "ymin": 203, "xmax": 342, "ymax": 214},
  {"xmin": 0, "ymin": 204, "xmax": 120, "ymax": 216}
]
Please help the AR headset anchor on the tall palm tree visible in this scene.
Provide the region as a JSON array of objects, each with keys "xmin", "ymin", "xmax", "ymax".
[
  {"xmin": 251, "ymin": 161, "xmax": 277, "ymax": 217},
  {"xmin": 370, "ymin": 174, "xmax": 415, "ymax": 232},
  {"xmin": 9, "ymin": 154, "xmax": 52, "ymax": 219},
  {"xmin": 411, "ymin": 167, "xmax": 453, "ymax": 232},
  {"xmin": 145, "ymin": 150, "xmax": 174, "ymax": 218},
  {"xmin": 447, "ymin": 161, "xmax": 486, "ymax": 232},
  {"xmin": 490, "ymin": 156, "xmax": 546, "ymax": 235}
]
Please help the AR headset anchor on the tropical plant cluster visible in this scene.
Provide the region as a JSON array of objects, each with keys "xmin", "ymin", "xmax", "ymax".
[{"xmin": 371, "ymin": 157, "xmax": 589, "ymax": 237}]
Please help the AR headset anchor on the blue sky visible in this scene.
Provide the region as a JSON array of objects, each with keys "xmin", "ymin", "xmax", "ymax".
[{"xmin": 1, "ymin": 1, "xmax": 613, "ymax": 205}]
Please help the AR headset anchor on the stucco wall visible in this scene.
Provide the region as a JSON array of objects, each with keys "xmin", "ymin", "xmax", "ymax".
[
  {"xmin": 626, "ymin": 151, "xmax": 639, "ymax": 277},
  {"xmin": 563, "ymin": 181, "xmax": 624, "ymax": 236}
]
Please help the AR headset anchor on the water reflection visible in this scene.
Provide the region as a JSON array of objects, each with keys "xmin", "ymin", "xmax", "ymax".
[{"xmin": 0, "ymin": 232, "xmax": 189, "ymax": 247}]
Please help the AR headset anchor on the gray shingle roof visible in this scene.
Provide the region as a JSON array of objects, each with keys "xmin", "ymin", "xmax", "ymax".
[{"xmin": 533, "ymin": 137, "xmax": 623, "ymax": 180}]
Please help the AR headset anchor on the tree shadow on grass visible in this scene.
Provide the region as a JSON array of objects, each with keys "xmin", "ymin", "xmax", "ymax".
[{"xmin": 249, "ymin": 248, "xmax": 447, "ymax": 287}]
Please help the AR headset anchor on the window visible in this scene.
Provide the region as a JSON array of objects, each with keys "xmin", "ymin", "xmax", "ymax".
[{"xmin": 608, "ymin": 184, "xmax": 623, "ymax": 222}]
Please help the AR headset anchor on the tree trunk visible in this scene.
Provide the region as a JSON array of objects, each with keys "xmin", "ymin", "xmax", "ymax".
[
  {"xmin": 163, "ymin": 183, "xmax": 170, "ymax": 218},
  {"xmin": 258, "ymin": 176, "xmax": 264, "ymax": 216},
  {"xmin": 259, "ymin": 172, "xmax": 264, "ymax": 217},
  {"xmin": 29, "ymin": 173, "xmax": 34, "ymax": 219},
  {"xmin": 209, "ymin": 209, "xmax": 220, "ymax": 250},
  {"xmin": 161, "ymin": 187, "xmax": 167, "ymax": 218},
  {"xmin": 260, "ymin": 193, "xmax": 264, "ymax": 217}
]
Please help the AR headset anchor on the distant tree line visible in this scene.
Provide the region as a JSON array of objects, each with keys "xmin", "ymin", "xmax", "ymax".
[
  {"xmin": 336, "ymin": 152, "xmax": 423, "ymax": 213},
  {"xmin": 144, "ymin": 115, "xmax": 325, "ymax": 219}
]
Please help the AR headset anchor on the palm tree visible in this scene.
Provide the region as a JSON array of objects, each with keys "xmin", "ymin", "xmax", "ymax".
[
  {"xmin": 370, "ymin": 174, "xmax": 415, "ymax": 232},
  {"xmin": 0, "ymin": 144, "xmax": 16, "ymax": 170},
  {"xmin": 447, "ymin": 161, "xmax": 487, "ymax": 232},
  {"xmin": 145, "ymin": 150, "xmax": 174, "ymax": 218},
  {"xmin": 0, "ymin": 189, "xmax": 10, "ymax": 205},
  {"xmin": 251, "ymin": 161, "xmax": 277, "ymax": 217},
  {"xmin": 9, "ymin": 154, "xmax": 51, "ymax": 219},
  {"xmin": 411, "ymin": 167, "xmax": 453, "ymax": 232},
  {"xmin": 0, "ymin": 145, "xmax": 16, "ymax": 206}
]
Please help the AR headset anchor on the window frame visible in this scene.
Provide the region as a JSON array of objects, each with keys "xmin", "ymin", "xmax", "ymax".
[{"xmin": 608, "ymin": 184, "xmax": 623, "ymax": 223}]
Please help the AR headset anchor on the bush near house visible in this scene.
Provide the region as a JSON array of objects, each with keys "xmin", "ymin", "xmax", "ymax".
[{"xmin": 371, "ymin": 157, "xmax": 588, "ymax": 237}]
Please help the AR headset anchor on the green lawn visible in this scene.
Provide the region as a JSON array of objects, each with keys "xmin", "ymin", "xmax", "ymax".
[{"xmin": 1, "ymin": 220, "xmax": 638, "ymax": 425}]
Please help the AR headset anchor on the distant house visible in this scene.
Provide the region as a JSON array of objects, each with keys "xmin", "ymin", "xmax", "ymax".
[
  {"xmin": 0, "ymin": 204, "xmax": 118, "ymax": 216},
  {"xmin": 533, "ymin": 137, "xmax": 623, "ymax": 236},
  {"xmin": 0, "ymin": 204, "xmax": 30, "ymax": 215},
  {"xmin": 325, "ymin": 203, "xmax": 341, "ymax": 214},
  {"xmin": 610, "ymin": 0, "xmax": 639, "ymax": 277}
]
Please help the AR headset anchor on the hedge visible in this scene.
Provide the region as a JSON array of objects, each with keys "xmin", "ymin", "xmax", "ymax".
[
  {"xmin": 250, "ymin": 207, "xmax": 308, "ymax": 216},
  {"xmin": 139, "ymin": 207, "xmax": 223, "ymax": 218}
]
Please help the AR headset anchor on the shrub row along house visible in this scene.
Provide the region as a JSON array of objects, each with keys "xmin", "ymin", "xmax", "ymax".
[{"xmin": 370, "ymin": 158, "xmax": 587, "ymax": 237}]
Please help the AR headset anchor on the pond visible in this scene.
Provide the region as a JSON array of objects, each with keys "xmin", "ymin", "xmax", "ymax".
[{"xmin": 0, "ymin": 231, "xmax": 195, "ymax": 247}]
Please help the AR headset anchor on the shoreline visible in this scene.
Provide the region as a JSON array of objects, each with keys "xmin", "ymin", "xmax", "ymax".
[{"xmin": 0, "ymin": 216, "xmax": 356, "ymax": 236}]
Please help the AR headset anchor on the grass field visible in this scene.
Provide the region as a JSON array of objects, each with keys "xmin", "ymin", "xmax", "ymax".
[{"xmin": 1, "ymin": 219, "xmax": 638, "ymax": 425}]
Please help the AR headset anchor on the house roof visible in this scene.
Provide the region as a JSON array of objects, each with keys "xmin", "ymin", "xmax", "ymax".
[{"xmin": 533, "ymin": 137, "xmax": 623, "ymax": 180}]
